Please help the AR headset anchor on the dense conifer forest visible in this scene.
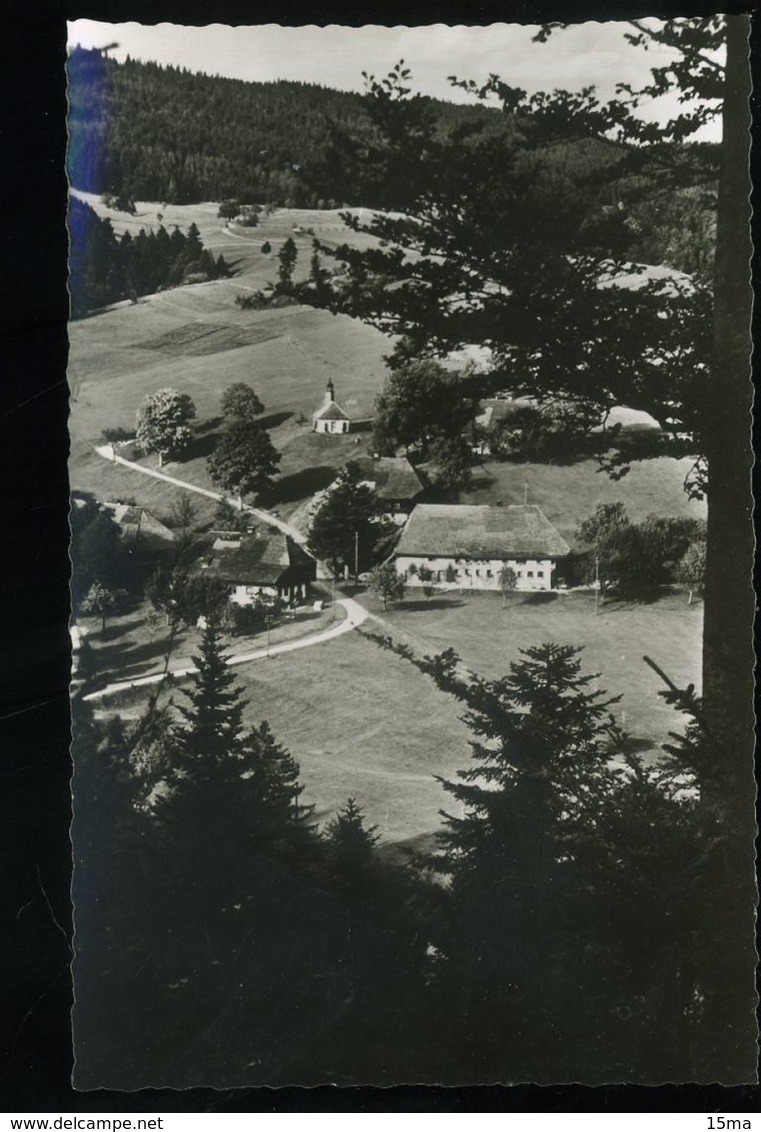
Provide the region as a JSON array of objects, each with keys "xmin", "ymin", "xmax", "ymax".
[
  {"xmin": 66, "ymin": 45, "xmax": 717, "ymax": 280},
  {"xmin": 68, "ymin": 196, "xmax": 231, "ymax": 317},
  {"xmin": 66, "ymin": 47, "xmax": 497, "ymax": 208}
]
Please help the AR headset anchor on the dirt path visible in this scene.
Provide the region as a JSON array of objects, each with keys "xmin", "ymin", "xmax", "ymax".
[
  {"xmin": 94, "ymin": 443, "xmax": 311, "ymax": 547},
  {"xmin": 82, "ymin": 597, "xmax": 368, "ymax": 702}
]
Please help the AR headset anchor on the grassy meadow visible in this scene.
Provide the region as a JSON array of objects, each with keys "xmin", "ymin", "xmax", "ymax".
[
  {"xmin": 97, "ymin": 585, "xmax": 702, "ymax": 846},
  {"xmin": 70, "ymin": 198, "xmax": 706, "ymax": 848}
]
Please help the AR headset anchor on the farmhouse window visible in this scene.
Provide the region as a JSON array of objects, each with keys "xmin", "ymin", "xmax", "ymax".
[
  {"xmin": 537, "ymin": 570, "xmax": 544, "ymax": 578},
  {"xmin": 527, "ymin": 571, "xmax": 534, "ymax": 578}
]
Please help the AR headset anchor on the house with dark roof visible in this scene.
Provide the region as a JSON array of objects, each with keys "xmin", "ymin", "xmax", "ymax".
[
  {"xmin": 196, "ymin": 531, "xmax": 316, "ymax": 604},
  {"xmin": 352, "ymin": 455, "xmax": 426, "ymax": 520},
  {"xmin": 393, "ymin": 504, "xmax": 570, "ymax": 592},
  {"xmin": 102, "ymin": 501, "xmax": 175, "ymax": 544},
  {"xmin": 312, "ymin": 378, "xmax": 352, "ymax": 434}
]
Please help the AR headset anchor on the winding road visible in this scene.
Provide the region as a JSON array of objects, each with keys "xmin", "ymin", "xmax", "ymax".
[
  {"xmin": 82, "ymin": 597, "xmax": 368, "ymax": 702},
  {"xmin": 94, "ymin": 443, "xmax": 312, "ymax": 548},
  {"xmin": 83, "ymin": 446, "xmax": 367, "ymax": 702}
]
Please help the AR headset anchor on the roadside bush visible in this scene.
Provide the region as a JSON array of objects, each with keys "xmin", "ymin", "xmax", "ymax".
[
  {"xmin": 213, "ymin": 499, "xmax": 250, "ymax": 533},
  {"xmin": 102, "ymin": 426, "xmax": 135, "ymax": 443},
  {"xmin": 235, "ymin": 291, "xmax": 269, "ymax": 310},
  {"xmin": 116, "ymin": 441, "xmax": 142, "ymax": 460},
  {"xmin": 237, "ymin": 206, "xmax": 260, "ymax": 227},
  {"xmin": 228, "ymin": 602, "xmax": 265, "ymax": 635},
  {"xmin": 557, "ymin": 550, "xmax": 593, "ymax": 588}
]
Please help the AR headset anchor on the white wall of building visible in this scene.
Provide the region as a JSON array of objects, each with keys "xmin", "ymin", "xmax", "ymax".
[
  {"xmin": 232, "ymin": 584, "xmax": 279, "ymax": 605},
  {"xmin": 395, "ymin": 555, "xmax": 557, "ymax": 591},
  {"xmin": 314, "ymin": 418, "xmax": 350, "ymax": 434},
  {"xmin": 231, "ymin": 581, "xmax": 310, "ymax": 604}
]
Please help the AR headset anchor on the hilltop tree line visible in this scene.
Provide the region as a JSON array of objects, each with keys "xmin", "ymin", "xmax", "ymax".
[
  {"xmin": 66, "ymin": 47, "xmax": 498, "ymax": 211},
  {"xmin": 72, "ymin": 621, "xmax": 724, "ymax": 1086},
  {"xmin": 66, "ymin": 47, "xmax": 717, "ymax": 280},
  {"xmin": 69, "ymin": 196, "xmax": 231, "ymax": 317}
]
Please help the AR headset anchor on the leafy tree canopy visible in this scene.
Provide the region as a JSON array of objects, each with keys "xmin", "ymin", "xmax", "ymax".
[
  {"xmin": 307, "ymin": 462, "xmax": 385, "ymax": 576},
  {"xmin": 372, "ymin": 359, "xmax": 475, "ymax": 458},
  {"xmin": 207, "ymin": 420, "xmax": 281, "ymax": 502},
  {"xmin": 136, "ymin": 387, "xmax": 196, "ymax": 467},
  {"xmin": 369, "ymin": 561, "xmax": 405, "ymax": 610},
  {"xmin": 221, "ymin": 382, "xmax": 265, "ymax": 422}
]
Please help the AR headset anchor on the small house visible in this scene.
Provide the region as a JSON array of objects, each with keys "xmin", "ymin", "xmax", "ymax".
[
  {"xmin": 196, "ymin": 531, "xmax": 316, "ymax": 604},
  {"xmin": 102, "ymin": 501, "xmax": 175, "ymax": 544},
  {"xmin": 352, "ymin": 455, "xmax": 426, "ymax": 521},
  {"xmin": 312, "ymin": 378, "xmax": 352, "ymax": 434},
  {"xmin": 394, "ymin": 503, "xmax": 570, "ymax": 592}
]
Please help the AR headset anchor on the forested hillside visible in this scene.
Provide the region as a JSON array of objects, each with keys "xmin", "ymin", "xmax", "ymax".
[
  {"xmin": 66, "ymin": 47, "xmax": 496, "ymax": 208},
  {"xmin": 67, "ymin": 46, "xmax": 718, "ymax": 278},
  {"xmin": 68, "ymin": 196, "xmax": 231, "ymax": 317}
]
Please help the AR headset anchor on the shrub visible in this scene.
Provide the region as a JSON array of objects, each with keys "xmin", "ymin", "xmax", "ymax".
[
  {"xmin": 229, "ymin": 601, "xmax": 265, "ymax": 635},
  {"xmin": 102, "ymin": 427, "xmax": 135, "ymax": 443},
  {"xmin": 235, "ymin": 291, "xmax": 268, "ymax": 310},
  {"xmin": 214, "ymin": 499, "xmax": 250, "ymax": 533}
]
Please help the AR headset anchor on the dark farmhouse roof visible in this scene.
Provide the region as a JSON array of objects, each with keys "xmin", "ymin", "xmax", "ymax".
[
  {"xmin": 395, "ymin": 504, "xmax": 570, "ymax": 560},
  {"xmin": 103, "ymin": 501, "xmax": 175, "ymax": 542},
  {"xmin": 199, "ymin": 533, "xmax": 315, "ymax": 586},
  {"xmin": 313, "ymin": 400, "xmax": 351, "ymax": 422},
  {"xmin": 353, "ymin": 456, "xmax": 425, "ymax": 501}
]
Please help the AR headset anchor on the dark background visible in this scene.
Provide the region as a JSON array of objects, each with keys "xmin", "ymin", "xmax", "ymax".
[{"xmin": 2, "ymin": 0, "xmax": 758, "ymax": 1113}]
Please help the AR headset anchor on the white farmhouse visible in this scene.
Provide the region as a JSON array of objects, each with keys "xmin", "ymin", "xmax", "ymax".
[
  {"xmin": 393, "ymin": 503, "xmax": 570, "ymax": 592},
  {"xmin": 312, "ymin": 378, "xmax": 352, "ymax": 434}
]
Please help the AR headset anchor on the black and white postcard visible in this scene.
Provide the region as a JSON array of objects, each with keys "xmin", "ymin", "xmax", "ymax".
[{"xmin": 64, "ymin": 14, "xmax": 757, "ymax": 1090}]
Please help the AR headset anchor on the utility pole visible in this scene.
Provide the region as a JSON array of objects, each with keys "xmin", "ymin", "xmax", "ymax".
[
  {"xmin": 331, "ymin": 573, "xmax": 336, "ymax": 619},
  {"xmin": 354, "ymin": 529, "xmax": 359, "ymax": 580},
  {"xmin": 594, "ymin": 555, "xmax": 600, "ymax": 616},
  {"xmin": 524, "ymin": 482, "xmax": 528, "ymax": 506},
  {"xmin": 266, "ymin": 613, "xmax": 272, "ymax": 657}
]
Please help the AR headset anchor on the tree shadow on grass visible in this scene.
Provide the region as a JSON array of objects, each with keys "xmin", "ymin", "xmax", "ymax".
[
  {"xmin": 622, "ymin": 736, "xmax": 658, "ymax": 755},
  {"xmin": 182, "ymin": 428, "xmax": 224, "ymax": 462},
  {"xmin": 259, "ymin": 410, "xmax": 294, "ymax": 431},
  {"xmin": 400, "ymin": 598, "xmax": 466, "ymax": 613},
  {"xmin": 262, "ymin": 465, "xmax": 337, "ymax": 506},
  {"xmin": 92, "ymin": 617, "xmax": 145, "ymax": 643},
  {"xmin": 196, "ymin": 416, "xmax": 224, "ymax": 434},
  {"xmin": 459, "ymin": 476, "xmax": 496, "ymax": 498},
  {"xmin": 91, "ymin": 634, "xmax": 179, "ymax": 679},
  {"xmin": 601, "ymin": 589, "xmax": 669, "ymax": 611},
  {"xmin": 519, "ymin": 591, "xmax": 558, "ymax": 606}
]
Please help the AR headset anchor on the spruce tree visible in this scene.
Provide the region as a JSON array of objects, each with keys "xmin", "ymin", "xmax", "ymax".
[
  {"xmin": 324, "ymin": 797, "xmax": 379, "ymax": 896},
  {"xmin": 277, "ymin": 236, "xmax": 298, "ymax": 291},
  {"xmin": 153, "ymin": 624, "xmax": 317, "ymax": 915},
  {"xmin": 385, "ymin": 638, "xmax": 709, "ymax": 1080}
]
